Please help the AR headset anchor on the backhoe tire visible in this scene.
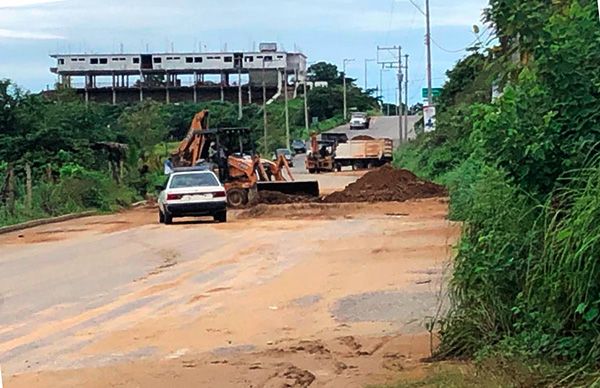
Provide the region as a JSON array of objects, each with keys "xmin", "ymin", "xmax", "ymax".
[
  {"xmin": 159, "ymin": 210, "xmax": 165, "ymax": 224},
  {"xmin": 227, "ymin": 189, "xmax": 248, "ymax": 209},
  {"xmin": 214, "ymin": 211, "xmax": 227, "ymax": 223},
  {"xmin": 164, "ymin": 213, "xmax": 173, "ymax": 225}
]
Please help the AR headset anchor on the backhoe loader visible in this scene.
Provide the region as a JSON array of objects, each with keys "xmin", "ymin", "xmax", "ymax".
[{"xmin": 170, "ymin": 110, "xmax": 319, "ymax": 208}]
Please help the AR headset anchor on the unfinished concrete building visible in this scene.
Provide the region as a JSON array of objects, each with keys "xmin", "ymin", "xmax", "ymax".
[{"xmin": 50, "ymin": 43, "xmax": 307, "ymax": 105}]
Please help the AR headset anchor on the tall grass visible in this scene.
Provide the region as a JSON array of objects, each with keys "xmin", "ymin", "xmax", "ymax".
[{"xmin": 437, "ymin": 159, "xmax": 600, "ymax": 384}]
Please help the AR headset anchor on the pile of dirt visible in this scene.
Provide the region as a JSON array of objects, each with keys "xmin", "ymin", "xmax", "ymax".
[
  {"xmin": 254, "ymin": 190, "xmax": 317, "ymax": 205},
  {"xmin": 323, "ymin": 165, "xmax": 447, "ymax": 203}
]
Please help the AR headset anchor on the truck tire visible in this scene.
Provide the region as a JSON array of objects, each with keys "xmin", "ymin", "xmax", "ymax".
[
  {"xmin": 227, "ymin": 189, "xmax": 248, "ymax": 208},
  {"xmin": 335, "ymin": 163, "xmax": 342, "ymax": 172},
  {"xmin": 214, "ymin": 211, "xmax": 227, "ymax": 223},
  {"xmin": 308, "ymin": 169, "xmax": 316, "ymax": 174}
]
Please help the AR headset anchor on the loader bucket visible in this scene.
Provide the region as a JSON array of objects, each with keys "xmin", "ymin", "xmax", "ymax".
[{"xmin": 257, "ymin": 180, "xmax": 320, "ymax": 198}]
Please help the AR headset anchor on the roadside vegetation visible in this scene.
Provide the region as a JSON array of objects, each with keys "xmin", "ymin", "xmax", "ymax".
[
  {"xmin": 394, "ymin": 0, "xmax": 600, "ymax": 385},
  {"xmin": 0, "ymin": 62, "xmax": 378, "ymax": 227}
]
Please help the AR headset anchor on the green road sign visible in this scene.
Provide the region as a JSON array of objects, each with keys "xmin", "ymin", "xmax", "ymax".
[{"xmin": 422, "ymin": 88, "xmax": 442, "ymax": 98}]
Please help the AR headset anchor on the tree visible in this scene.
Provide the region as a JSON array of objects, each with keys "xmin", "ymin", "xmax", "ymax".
[
  {"xmin": 308, "ymin": 62, "xmax": 339, "ymax": 84},
  {"xmin": 118, "ymin": 101, "xmax": 168, "ymax": 150}
]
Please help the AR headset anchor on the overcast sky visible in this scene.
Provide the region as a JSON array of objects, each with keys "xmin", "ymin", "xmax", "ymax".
[{"xmin": 0, "ymin": 0, "xmax": 489, "ymax": 103}]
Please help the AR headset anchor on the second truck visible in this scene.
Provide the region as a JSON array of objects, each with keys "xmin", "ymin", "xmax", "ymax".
[{"xmin": 305, "ymin": 133, "xmax": 393, "ymax": 173}]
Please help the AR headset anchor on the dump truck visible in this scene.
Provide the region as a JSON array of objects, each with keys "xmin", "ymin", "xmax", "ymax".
[{"xmin": 334, "ymin": 135, "xmax": 393, "ymax": 170}]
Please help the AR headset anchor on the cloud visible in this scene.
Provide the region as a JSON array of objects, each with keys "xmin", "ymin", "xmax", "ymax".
[
  {"xmin": 0, "ymin": 0, "xmax": 488, "ymax": 39},
  {"xmin": 0, "ymin": 29, "xmax": 64, "ymax": 40},
  {"xmin": 0, "ymin": 0, "xmax": 64, "ymax": 8}
]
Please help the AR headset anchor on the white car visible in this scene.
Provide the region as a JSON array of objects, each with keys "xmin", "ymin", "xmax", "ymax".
[
  {"xmin": 158, "ymin": 169, "xmax": 227, "ymax": 224},
  {"xmin": 349, "ymin": 112, "xmax": 371, "ymax": 130}
]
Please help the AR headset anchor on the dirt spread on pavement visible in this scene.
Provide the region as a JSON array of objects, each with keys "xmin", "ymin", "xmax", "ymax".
[
  {"xmin": 1, "ymin": 162, "xmax": 458, "ymax": 388},
  {"xmin": 324, "ymin": 165, "xmax": 447, "ymax": 203}
]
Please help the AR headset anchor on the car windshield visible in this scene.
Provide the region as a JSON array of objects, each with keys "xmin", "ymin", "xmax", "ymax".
[
  {"xmin": 169, "ymin": 173, "xmax": 219, "ymax": 189},
  {"xmin": 352, "ymin": 113, "xmax": 366, "ymax": 118},
  {"xmin": 277, "ymin": 149, "xmax": 291, "ymax": 156}
]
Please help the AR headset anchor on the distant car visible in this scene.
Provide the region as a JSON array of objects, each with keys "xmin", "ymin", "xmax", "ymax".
[
  {"xmin": 158, "ymin": 169, "xmax": 227, "ymax": 225},
  {"xmin": 275, "ymin": 148, "xmax": 294, "ymax": 167},
  {"xmin": 291, "ymin": 140, "xmax": 307, "ymax": 154},
  {"xmin": 349, "ymin": 112, "xmax": 371, "ymax": 130}
]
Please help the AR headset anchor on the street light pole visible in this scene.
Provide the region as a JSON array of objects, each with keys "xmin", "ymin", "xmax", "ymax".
[
  {"xmin": 283, "ymin": 69, "xmax": 290, "ymax": 148},
  {"xmin": 364, "ymin": 58, "xmax": 376, "ymax": 91},
  {"xmin": 343, "ymin": 58, "xmax": 355, "ymax": 121}
]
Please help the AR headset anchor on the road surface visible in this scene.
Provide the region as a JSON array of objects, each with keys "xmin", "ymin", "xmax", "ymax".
[
  {"xmin": 326, "ymin": 115, "xmax": 421, "ymax": 144},
  {"xmin": 1, "ymin": 174, "xmax": 458, "ymax": 387}
]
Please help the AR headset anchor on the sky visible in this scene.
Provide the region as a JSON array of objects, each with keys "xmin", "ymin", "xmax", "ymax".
[{"xmin": 0, "ymin": 0, "xmax": 490, "ymax": 104}]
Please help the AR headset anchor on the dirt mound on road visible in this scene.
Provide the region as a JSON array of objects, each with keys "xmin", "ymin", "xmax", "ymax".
[{"xmin": 324, "ymin": 165, "xmax": 447, "ymax": 203}]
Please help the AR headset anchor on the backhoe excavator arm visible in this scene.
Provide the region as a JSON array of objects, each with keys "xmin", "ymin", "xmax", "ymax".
[
  {"xmin": 260, "ymin": 155, "xmax": 294, "ymax": 182},
  {"xmin": 172, "ymin": 110, "xmax": 209, "ymax": 167}
]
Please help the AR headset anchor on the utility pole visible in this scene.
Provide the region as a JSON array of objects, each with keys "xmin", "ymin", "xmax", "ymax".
[
  {"xmin": 283, "ymin": 69, "xmax": 290, "ymax": 148},
  {"xmin": 379, "ymin": 68, "xmax": 383, "ymax": 99},
  {"xmin": 377, "ymin": 46, "xmax": 403, "ymax": 144},
  {"xmin": 404, "ymin": 54, "xmax": 409, "ymax": 141},
  {"xmin": 262, "ymin": 59, "xmax": 268, "ymax": 153},
  {"xmin": 398, "ymin": 51, "xmax": 403, "ymax": 144},
  {"xmin": 364, "ymin": 58, "xmax": 376, "ymax": 91},
  {"xmin": 304, "ymin": 74, "xmax": 310, "ymax": 132},
  {"xmin": 342, "ymin": 58, "xmax": 355, "ymax": 121},
  {"xmin": 425, "ymin": 0, "xmax": 433, "ymax": 107}
]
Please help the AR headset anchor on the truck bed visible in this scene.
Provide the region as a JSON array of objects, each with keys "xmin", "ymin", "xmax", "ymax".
[{"xmin": 335, "ymin": 139, "xmax": 394, "ymax": 160}]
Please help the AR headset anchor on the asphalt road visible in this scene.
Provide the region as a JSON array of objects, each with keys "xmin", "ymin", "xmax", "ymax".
[
  {"xmin": 289, "ymin": 153, "xmax": 365, "ymax": 194},
  {"xmin": 326, "ymin": 115, "xmax": 421, "ymax": 145}
]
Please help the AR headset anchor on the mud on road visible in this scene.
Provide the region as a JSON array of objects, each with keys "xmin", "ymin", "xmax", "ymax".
[{"xmin": 1, "ymin": 194, "xmax": 458, "ymax": 387}]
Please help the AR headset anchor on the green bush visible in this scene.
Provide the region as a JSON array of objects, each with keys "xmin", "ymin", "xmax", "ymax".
[{"xmin": 439, "ymin": 165, "xmax": 541, "ymax": 358}]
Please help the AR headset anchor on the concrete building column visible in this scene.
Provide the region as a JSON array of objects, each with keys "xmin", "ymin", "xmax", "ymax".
[
  {"xmin": 84, "ymin": 74, "xmax": 90, "ymax": 105},
  {"xmin": 165, "ymin": 72, "xmax": 170, "ymax": 104},
  {"xmin": 220, "ymin": 72, "xmax": 225, "ymax": 102},
  {"xmin": 111, "ymin": 73, "xmax": 117, "ymax": 105},
  {"xmin": 193, "ymin": 71, "xmax": 198, "ymax": 103},
  {"xmin": 238, "ymin": 70, "xmax": 243, "ymax": 119},
  {"xmin": 293, "ymin": 69, "xmax": 299, "ymax": 99},
  {"xmin": 139, "ymin": 72, "xmax": 144, "ymax": 102}
]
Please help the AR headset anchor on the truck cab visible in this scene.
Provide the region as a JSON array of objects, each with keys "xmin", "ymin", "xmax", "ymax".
[{"xmin": 349, "ymin": 112, "xmax": 371, "ymax": 130}]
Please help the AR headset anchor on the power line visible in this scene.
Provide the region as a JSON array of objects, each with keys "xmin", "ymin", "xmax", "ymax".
[
  {"xmin": 384, "ymin": 0, "xmax": 396, "ymax": 45},
  {"xmin": 430, "ymin": 27, "xmax": 492, "ymax": 54},
  {"xmin": 408, "ymin": 0, "xmax": 425, "ymax": 15}
]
